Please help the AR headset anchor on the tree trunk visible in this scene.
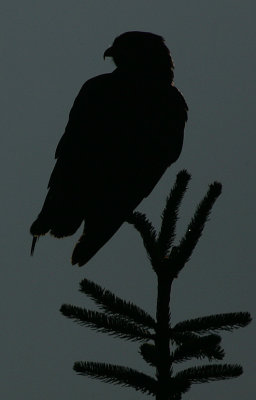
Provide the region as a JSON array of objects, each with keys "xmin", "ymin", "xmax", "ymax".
[{"xmin": 155, "ymin": 272, "xmax": 173, "ymax": 400}]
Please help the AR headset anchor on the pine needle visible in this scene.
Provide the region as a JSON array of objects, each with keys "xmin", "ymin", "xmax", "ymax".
[{"xmin": 74, "ymin": 361, "xmax": 157, "ymax": 395}]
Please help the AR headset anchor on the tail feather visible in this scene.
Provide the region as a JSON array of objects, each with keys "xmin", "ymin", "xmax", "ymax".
[{"xmin": 72, "ymin": 221, "xmax": 124, "ymax": 266}]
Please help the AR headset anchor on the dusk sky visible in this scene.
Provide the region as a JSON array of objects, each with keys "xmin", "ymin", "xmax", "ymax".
[{"xmin": 1, "ymin": 1, "xmax": 255, "ymax": 399}]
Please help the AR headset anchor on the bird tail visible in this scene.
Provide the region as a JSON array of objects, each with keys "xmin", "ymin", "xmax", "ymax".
[{"xmin": 72, "ymin": 220, "xmax": 123, "ymax": 267}]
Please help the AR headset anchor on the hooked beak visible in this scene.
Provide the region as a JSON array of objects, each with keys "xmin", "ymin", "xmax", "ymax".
[{"xmin": 103, "ymin": 46, "xmax": 114, "ymax": 59}]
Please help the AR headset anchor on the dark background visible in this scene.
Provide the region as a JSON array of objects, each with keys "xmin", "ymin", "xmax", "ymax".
[{"xmin": 1, "ymin": 1, "xmax": 255, "ymax": 399}]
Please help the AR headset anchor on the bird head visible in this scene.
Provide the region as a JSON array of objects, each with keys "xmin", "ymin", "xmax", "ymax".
[{"xmin": 104, "ymin": 31, "xmax": 174, "ymax": 82}]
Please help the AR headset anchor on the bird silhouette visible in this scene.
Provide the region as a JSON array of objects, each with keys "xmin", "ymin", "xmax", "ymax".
[{"xmin": 30, "ymin": 31, "xmax": 188, "ymax": 266}]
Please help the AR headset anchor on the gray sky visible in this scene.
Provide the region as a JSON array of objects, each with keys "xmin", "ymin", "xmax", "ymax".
[{"xmin": 1, "ymin": 1, "xmax": 255, "ymax": 399}]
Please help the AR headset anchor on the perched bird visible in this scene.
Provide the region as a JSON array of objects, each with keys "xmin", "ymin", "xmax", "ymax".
[{"xmin": 30, "ymin": 31, "xmax": 188, "ymax": 266}]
